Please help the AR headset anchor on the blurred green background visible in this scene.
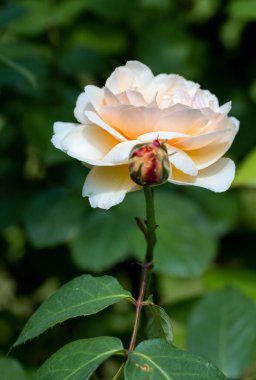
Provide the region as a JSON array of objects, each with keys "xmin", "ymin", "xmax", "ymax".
[{"xmin": 0, "ymin": 0, "xmax": 256, "ymax": 379}]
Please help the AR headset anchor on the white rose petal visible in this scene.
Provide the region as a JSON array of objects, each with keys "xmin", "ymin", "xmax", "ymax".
[
  {"xmin": 85, "ymin": 110, "xmax": 127, "ymax": 141},
  {"xmin": 82, "ymin": 165, "xmax": 139, "ymax": 209},
  {"xmin": 155, "ymin": 108, "xmax": 207, "ymax": 134},
  {"xmin": 169, "ymin": 158, "xmax": 235, "ymax": 192},
  {"xmin": 100, "ymin": 105, "xmax": 163, "ymax": 139},
  {"xmin": 102, "ymin": 140, "xmax": 140, "ymax": 165},
  {"xmin": 106, "ymin": 61, "xmax": 154, "ymax": 95},
  {"xmin": 52, "ymin": 122, "xmax": 76, "ymax": 150},
  {"xmin": 84, "ymin": 85, "xmax": 104, "ymax": 114},
  {"xmin": 168, "ymin": 146, "xmax": 198, "ymax": 176},
  {"xmin": 54, "ymin": 122, "xmax": 117, "ymax": 165}
]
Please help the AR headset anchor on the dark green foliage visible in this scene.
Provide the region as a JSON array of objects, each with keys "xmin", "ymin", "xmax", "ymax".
[
  {"xmin": 125, "ymin": 339, "xmax": 227, "ymax": 380},
  {"xmin": 187, "ymin": 287, "xmax": 256, "ymax": 379},
  {"xmin": 1, "ymin": 0, "xmax": 256, "ymax": 378}
]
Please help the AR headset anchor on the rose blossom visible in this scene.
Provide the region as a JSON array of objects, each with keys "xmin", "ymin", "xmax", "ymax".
[{"xmin": 52, "ymin": 61, "xmax": 239, "ymax": 209}]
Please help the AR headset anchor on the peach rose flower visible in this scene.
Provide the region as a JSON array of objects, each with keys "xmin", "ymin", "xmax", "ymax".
[{"xmin": 52, "ymin": 61, "xmax": 239, "ymax": 209}]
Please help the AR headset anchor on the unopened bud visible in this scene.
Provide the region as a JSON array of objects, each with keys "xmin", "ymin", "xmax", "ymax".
[{"xmin": 128, "ymin": 140, "xmax": 170, "ymax": 186}]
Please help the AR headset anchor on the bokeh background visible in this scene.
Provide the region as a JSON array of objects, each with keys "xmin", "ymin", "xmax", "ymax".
[{"xmin": 0, "ymin": 0, "xmax": 256, "ymax": 379}]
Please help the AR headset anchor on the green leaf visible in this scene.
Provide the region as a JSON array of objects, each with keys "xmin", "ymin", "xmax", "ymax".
[
  {"xmin": 139, "ymin": 190, "xmax": 217, "ymax": 277},
  {"xmin": 220, "ymin": 17, "xmax": 245, "ymax": 49},
  {"xmin": 87, "ymin": 0, "xmax": 138, "ymax": 20},
  {"xmin": 239, "ymin": 189, "xmax": 256, "ymax": 230},
  {"xmin": 32, "ymin": 337, "xmax": 123, "ymax": 380},
  {"xmin": 7, "ymin": 0, "xmax": 89, "ymax": 36},
  {"xmin": 203, "ymin": 267, "xmax": 256, "ymax": 302},
  {"xmin": 0, "ymin": 4, "xmax": 26, "ymax": 28},
  {"xmin": 0, "ymin": 356, "xmax": 28, "ymax": 380},
  {"xmin": 185, "ymin": 188, "xmax": 239, "ymax": 236},
  {"xmin": 136, "ymin": 24, "xmax": 206, "ymax": 79},
  {"xmin": 125, "ymin": 339, "xmax": 226, "ymax": 379},
  {"xmin": 50, "ymin": 0, "xmax": 89, "ymax": 27},
  {"xmin": 228, "ymin": 0, "xmax": 256, "ymax": 21},
  {"xmin": 187, "ymin": 286, "xmax": 256, "ymax": 379},
  {"xmin": 158, "ymin": 275, "xmax": 203, "ymax": 305},
  {"xmin": 13, "ymin": 275, "xmax": 132, "ymax": 348},
  {"xmin": 0, "ymin": 41, "xmax": 50, "ymax": 93},
  {"xmin": 0, "ymin": 53, "xmax": 37, "ymax": 89},
  {"xmin": 71, "ymin": 190, "xmax": 217, "ymax": 277},
  {"xmin": 147, "ymin": 303, "xmax": 173, "ymax": 343},
  {"xmin": 233, "ymin": 148, "xmax": 256, "ymax": 187},
  {"xmin": 25, "ymin": 188, "xmax": 85, "ymax": 248},
  {"xmin": 67, "ymin": 23, "xmax": 127, "ymax": 54},
  {"xmin": 59, "ymin": 45, "xmax": 104, "ymax": 76},
  {"xmin": 187, "ymin": 0, "xmax": 220, "ymax": 22},
  {"xmin": 70, "ymin": 209, "xmax": 138, "ymax": 272}
]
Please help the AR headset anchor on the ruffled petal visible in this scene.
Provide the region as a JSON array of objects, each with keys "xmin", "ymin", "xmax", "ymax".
[
  {"xmin": 188, "ymin": 140, "xmax": 234, "ymax": 170},
  {"xmin": 100, "ymin": 105, "xmax": 163, "ymax": 139},
  {"xmin": 104, "ymin": 87, "xmax": 120, "ymax": 106},
  {"xmin": 173, "ymin": 116, "xmax": 238, "ymax": 153},
  {"xmin": 85, "ymin": 110, "xmax": 127, "ymax": 141},
  {"xmin": 126, "ymin": 89, "xmax": 147, "ymax": 105},
  {"xmin": 173, "ymin": 129, "xmax": 229, "ymax": 151},
  {"xmin": 192, "ymin": 88, "xmax": 219, "ymax": 112},
  {"xmin": 186, "ymin": 125, "xmax": 237, "ymax": 170},
  {"xmin": 155, "ymin": 108, "xmax": 207, "ymax": 134},
  {"xmin": 219, "ymin": 101, "xmax": 232, "ymax": 114},
  {"xmin": 105, "ymin": 61, "xmax": 154, "ymax": 95},
  {"xmin": 168, "ymin": 158, "xmax": 235, "ymax": 192},
  {"xmin": 84, "ymin": 85, "xmax": 104, "ymax": 113},
  {"xmin": 54, "ymin": 122, "xmax": 118, "ymax": 165},
  {"xmin": 82, "ymin": 165, "xmax": 139, "ymax": 209}
]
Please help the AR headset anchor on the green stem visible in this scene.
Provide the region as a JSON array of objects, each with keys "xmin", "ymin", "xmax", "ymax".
[
  {"xmin": 144, "ymin": 185, "xmax": 157, "ymax": 263},
  {"xmin": 128, "ymin": 186, "xmax": 157, "ymax": 353}
]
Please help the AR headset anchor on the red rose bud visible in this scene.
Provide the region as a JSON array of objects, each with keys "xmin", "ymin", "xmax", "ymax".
[{"xmin": 128, "ymin": 140, "xmax": 170, "ymax": 186}]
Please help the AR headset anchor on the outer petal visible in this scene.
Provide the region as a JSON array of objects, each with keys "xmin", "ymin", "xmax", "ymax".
[
  {"xmin": 174, "ymin": 128, "xmax": 233, "ymax": 151},
  {"xmin": 84, "ymin": 85, "xmax": 104, "ymax": 113},
  {"xmin": 173, "ymin": 117, "xmax": 238, "ymax": 164},
  {"xmin": 169, "ymin": 158, "xmax": 235, "ymax": 192},
  {"xmin": 138, "ymin": 131, "xmax": 189, "ymax": 142},
  {"xmin": 82, "ymin": 165, "xmax": 139, "ymax": 209},
  {"xmin": 168, "ymin": 146, "xmax": 198, "ymax": 176},
  {"xmin": 219, "ymin": 101, "xmax": 232, "ymax": 114},
  {"xmin": 230, "ymin": 116, "xmax": 240, "ymax": 133},
  {"xmin": 54, "ymin": 122, "xmax": 118, "ymax": 165},
  {"xmin": 74, "ymin": 92, "xmax": 91, "ymax": 124},
  {"xmin": 188, "ymin": 141, "xmax": 234, "ymax": 170},
  {"xmin": 102, "ymin": 140, "xmax": 140, "ymax": 164},
  {"xmin": 52, "ymin": 122, "xmax": 75, "ymax": 149},
  {"xmin": 187, "ymin": 127, "xmax": 237, "ymax": 170}
]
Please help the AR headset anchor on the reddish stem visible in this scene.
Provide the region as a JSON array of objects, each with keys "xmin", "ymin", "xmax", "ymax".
[{"xmin": 128, "ymin": 186, "xmax": 156, "ymax": 353}]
